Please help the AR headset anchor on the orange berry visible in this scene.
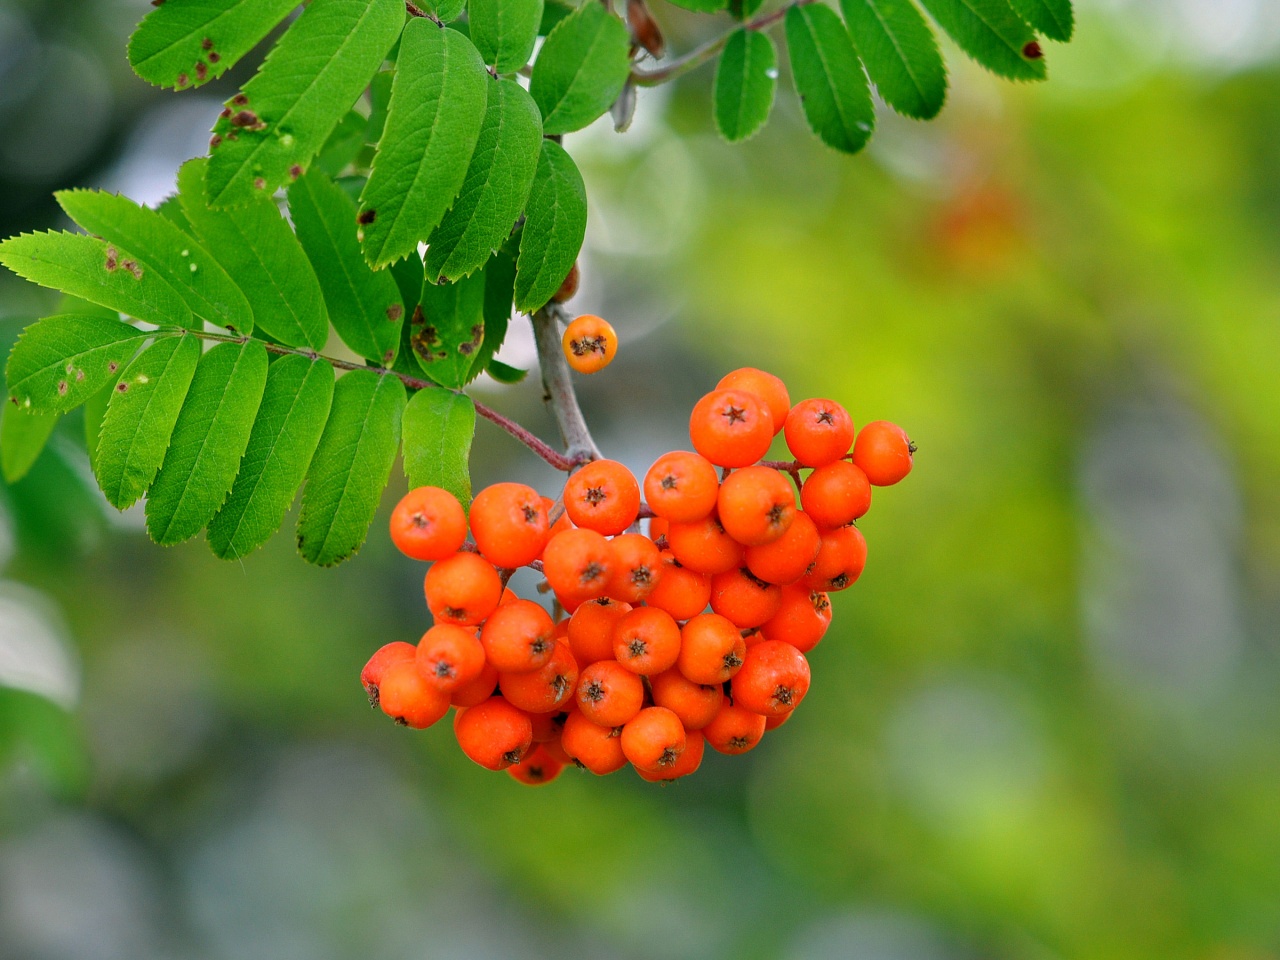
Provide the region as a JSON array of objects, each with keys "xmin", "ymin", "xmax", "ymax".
[
  {"xmin": 507, "ymin": 744, "xmax": 565, "ymax": 785},
  {"xmin": 499, "ymin": 639, "xmax": 578, "ymax": 714},
  {"xmin": 542, "ymin": 732, "xmax": 573, "ymax": 765},
  {"xmin": 469, "ymin": 482, "xmax": 549, "ymax": 569},
  {"xmin": 562, "ymin": 315, "xmax": 618, "ymax": 374},
  {"xmin": 760, "ymin": 584, "xmax": 831, "ymax": 653},
  {"xmin": 852, "ymin": 420, "xmax": 915, "ymax": 486},
  {"xmin": 479, "ymin": 599, "xmax": 556, "ymax": 673},
  {"xmin": 801, "ymin": 460, "xmax": 871, "ymax": 528},
  {"xmin": 563, "ymin": 459, "xmax": 640, "ymax": 535},
  {"xmin": 716, "ymin": 368, "xmax": 790, "ymax": 437},
  {"xmin": 361, "ymin": 641, "xmax": 417, "ymax": 707},
  {"xmin": 389, "ymin": 486, "xmax": 468, "ymax": 561},
  {"xmin": 575, "ymin": 659, "xmax": 645, "ymax": 727},
  {"xmin": 689, "ymin": 389, "xmax": 774, "ymax": 467},
  {"xmin": 717, "ymin": 465, "xmax": 796, "ymax": 546},
  {"xmin": 424, "ymin": 551, "xmax": 503, "ymax": 625},
  {"xmin": 450, "ymin": 660, "xmax": 499, "ymax": 707},
  {"xmin": 542, "ymin": 527, "xmax": 614, "ymax": 601},
  {"xmin": 637, "ymin": 729, "xmax": 705, "ymax": 781},
  {"xmin": 620, "ymin": 706, "xmax": 686, "ymax": 772},
  {"xmin": 612, "ymin": 606, "xmax": 682, "ymax": 675},
  {"xmin": 745, "ymin": 510, "xmax": 821, "ymax": 584},
  {"xmin": 765, "ymin": 710, "xmax": 793, "ymax": 731},
  {"xmin": 667, "ymin": 513, "xmax": 744, "ymax": 575},
  {"xmin": 648, "ymin": 516, "xmax": 669, "ymax": 547},
  {"xmin": 677, "ymin": 613, "xmax": 747, "ymax": 685},
  {"xmin": 784, "ymin": 398, "xmax": 855, "ymax": 467},
  {"xmin": 551, "ymin": 261, "xmax": 580, "ymax": 303},
  {"xmin": 454, "ymin": 696, "xmax": 534, "ymax": 770},
  {"xmin": 643, "ymin": 451, "xmax": 720, "ymax": 523},
  {"xmin": 730, "ymin": 640, "xmax": 811, "ymax": 717},
  {"xmin": 606, "ymin": 533, "xmax": 663, "ymax": 603},
  {"xmin": 542, "ymin": 495, "xmax": 574, "ymax": 537},
  {"xmin": 645, "ymin": 552, "xmax": 712, "ymax": 620},
  {"xmin": 567, "ymin": 597, "xmax": 633, "ymax": 667},
  {"xmin": 803, "ymin": 524, "xmax": 867, "ymax": 592},
  {"xmin": 528, "ymin": 709, "xmax": 566, "ymax": 743},
  {"xmin": 415, "ymin": 624, "xmax": 486, "ymax": 693},
  {"xmin": 649, "ymin": 668, "xmax": 723, "ymax": 730},
  {"xmin": 561, "ymin": 709, "xmax": 627, "ymax": 775},
  {"xmin": 709, "ymin": 567, "xmax": 783, "ymax": 628},
  {"xmin": 378, "ymin": 660, "xmax": 450, "ymax": 729},
  {"xmin": 703, "ymin": 700, "xmax": 767, "ymax": 754}
]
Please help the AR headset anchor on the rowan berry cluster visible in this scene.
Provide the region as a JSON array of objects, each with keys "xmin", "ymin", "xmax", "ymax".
[{"xmin": 360, "ymin": 367, "xmax": 914, "ymax": 785}]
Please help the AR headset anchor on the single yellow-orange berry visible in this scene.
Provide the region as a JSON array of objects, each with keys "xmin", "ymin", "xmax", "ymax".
[{"xmin": 562, "ymin": 315, "xmax": 618, "ymax": 374}]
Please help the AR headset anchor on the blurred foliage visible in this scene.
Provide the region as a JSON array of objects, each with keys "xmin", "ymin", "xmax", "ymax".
[{"xmin": 2, "ymin": 1, "xmax": 1280, "ymax": 959}]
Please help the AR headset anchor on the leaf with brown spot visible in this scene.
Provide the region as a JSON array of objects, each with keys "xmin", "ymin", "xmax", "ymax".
[
  {"xmin": 6, "ymin": 314, "xmax": 147, "ymax": 413},
  {"xmin": 412, "ymin": 270, "xmax": 486, "ymax": 389}
]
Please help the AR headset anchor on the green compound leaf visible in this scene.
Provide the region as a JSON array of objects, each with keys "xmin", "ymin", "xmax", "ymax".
[
  {"xmin": 530, "ymin": 1, "xmax": 631, "ymax": 135},
  {"xmin": 95, "ymin": 335, "xmax": 202, "ymax": 511},
  {"xmin": 425, "ymin": 78, "xmax": 543, "ymax": 283},
  {"xmin": 178, "ymin": 159, "xmax": 329, "ymax": 350},
  {"xmin": 359, "ymin": 22, "xmax": 489, "ymax": 268},
  {"xmin": 1007, "ymin": 0, "xmax": 1073, "ymax": 42},
  {"xmin": 297, "ymin": 370, "xmax": 406, "ymax": 567},
  {"xmin": 56, "ymin": 189, "xmax": 254, "ymax": 334},
  {"xmin": 1, "ymin": 404, "xmax": 60, "ymax": 484},
  {"xmin": 411, "ymin": 271, "xmax": 486, "ymax": 389},
  {"xmin": 423, "ymin": 0, "xmax": 469, "ymax": 24},
  {"xmin": 314, "ymin": 109, "xmax": 369, "ymax": 177},
  {"xmin": 145, "ymin": 340, "xmax": 269, "ymax": 546},
  {"xmin": 0, "ymin": 232, "xmax": 192, "ymax": 329},
  {"xmin": 208, "ymin": 355, "xmax": 335, "ymax": 560},
  {"xmin": 486, "ymin": 358, "xmax": 527, "ymax": 384},
  {"xmin": 514, "ymin": 140, "xmax": 586, "ymax": 313},
  {"xmin": 205, "ymin": 0, "xmax": 404, "ymax": 207},
  {"xmin": 127, "ymin": 0, "xmax": 299, "ymax": 91},
  {"xmin": 289, "ymin": 170, "xmax": 403, "ymax": 365},
  {"xmin": 83, "ymin": 379, "xmax": 116, "ymax": 475},
  {"xmin": 402, "ymin": 388, "xmax": 475, "ymax": 505},
  {"xmin": 470, "ymin": 245, "xmax": 516, "ymax": 382},
  {"xmin": 6, "ymin": 315, "xmax": 146, "ymax": 413},
  {"xmin": 470, "ymin": 0, "xmax": 544, "ymax": 73},
  {"xmin": 917, "ymin": 0, "xmax": 1047, "ymax": 81},
  {"xmin": 713, "ymin": 28, "xmax": 778, "ymax": 143},
  {"xmin": 785, "ymin": 4, "xmax": 876, "ymax": 154},
  {"xmin": 840, "ymin": 0, "xmax": 947, "ymax": 120}
]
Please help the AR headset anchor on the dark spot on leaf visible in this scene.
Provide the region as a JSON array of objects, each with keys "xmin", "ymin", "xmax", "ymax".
[
  {"xmin": 57, "ymin": 381, "xmax": 67, "ymax": 395},
  {"xmin": 201, "ymin": 37, "xmax": 213, "ymax": 51},
  {"xmin": 176, "ymin": 73, "xmax": 188, "ymax": 87},
  {"xmin": 382, "ymin": 349, "xmax": 395, "ymax": 365},
  {"xmin": 208, "ymin": 52, "xmax": 221, "ymax": 64},
  {"xmin": 386, "ymin": 304, "xmax": 403, "ymax": 321},
  {"xmin": 151, "ymin": 0, "xmax": 164, "ymax": 6},
  {"xmin": 232, "ymin": 93, "xmax": 249, "ymax": 106},
  {"xmin": 121, "ymin": 259, "xmax": 143, "ymax": 280},
  {"xmin": 195, "ymin": 62, "xmax": 208, "ymax": 81},
  {"xmin": 231, "ymin": 110, "xmax": 265, "ymax": 131},
  {"xmin": 219, "ymin": 107, "xmax": 232, "ymax": 119},
  {"xmin": 357, "ymin": 209, "xmax": 376, "ymax": 225},
  {"xmin": 75, "ymin": 369, "xmax": 85, "ymax": 382},
  {"xmin": 210, "ymin": 134, "xmax": 223, "ymax": 149},
  {"xmin": 1023, "ymin": 40, "xmax": 1043, "ymax": 59},
  {"xmin": 458, "ymin": 324, "xmax": 483, "ymax": 355},
  {"xmin": 108, "ymin": 362, "xmax": 118, "ymax": 372},
  {"xmin": 116, "ymin": 382, "xmax": 128, "ymax": 393},
  {"xmin": 253, "ymin": 177, "xmax": 266, "ymax": 190},
  {"xmin": 289, "ymin": 164, "xmax": 303, "ymax": 179},
  {"xmin": 411, "ymin": 305, "xmax": 424, "ymax": 327},
  {"xmin": 104, "ymin": 246, "xmax": 118, "ymax": 271}
]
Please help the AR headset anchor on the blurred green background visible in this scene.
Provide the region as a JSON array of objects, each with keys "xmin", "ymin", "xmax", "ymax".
[{"xmin": 2, "ymin": 0, "xmax": 1279, "ymax": 957}]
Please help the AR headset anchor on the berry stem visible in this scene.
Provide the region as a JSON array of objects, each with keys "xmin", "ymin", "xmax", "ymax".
[
  {"xmin": 165, "ymin": 328, "xmax": 578, "ymax": 472},
  {"xmin": 631, "ymin": 0, "xmax": 816, "ymax": 87},
  {"xmin": 532, "ymin": 303, "xmax": 602, "ymax": 467}
]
